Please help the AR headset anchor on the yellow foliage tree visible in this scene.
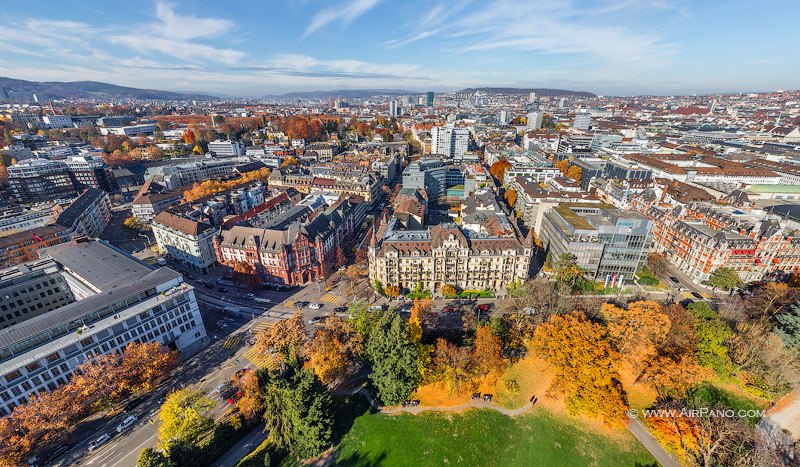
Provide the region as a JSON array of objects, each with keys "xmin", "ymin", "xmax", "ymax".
[
  {"xmin": 555, "ymin": 159, "xmax": 569, "ymax": 176},
  {"xmin": 566, "ymin": 165, "xmax": 582, "ymax": 183}
]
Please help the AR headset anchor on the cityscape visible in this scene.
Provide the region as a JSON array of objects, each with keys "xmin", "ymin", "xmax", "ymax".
[{"xmin": 1, "ymin": 1, "xmax": 800, "ymax": 467}]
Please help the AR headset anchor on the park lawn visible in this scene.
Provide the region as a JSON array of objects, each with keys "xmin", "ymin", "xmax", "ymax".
[{"xmin": 334, "ymin": 401, "xmax": 655, "ymax": 467}]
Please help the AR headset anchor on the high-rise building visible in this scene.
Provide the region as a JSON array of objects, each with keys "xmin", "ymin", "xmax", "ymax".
[
  {"xmin": 574, "ymin": 110, "xmax": 591, "ymax": 131},
  {"xmin": 526, "ymin": 111, "xmax": 544, "ymax": 130},
  {"xmin": 426, "ymin": 91, "xmax": 435, "ymax": 107},
  {"xmin": 430, "ymin": 125, "xmax": 469, "ymax": 159},
  {"xmin": 388, "ymin": 100, "xmax": 398, "ymax": 118},
  {"xmin": 499, "ymin": 110, "xmax": 510, "ymax": 125}
]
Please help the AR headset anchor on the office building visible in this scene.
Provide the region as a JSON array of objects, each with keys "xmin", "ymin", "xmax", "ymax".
[
  {"xmin": 388, "ymin": 100, "xmax": 398, "ymax": 118},
  {"xmin": 208, "ymin": 140, "xmax": 245, "ymax": 157},
  {"xmin": 526, "ymin": 111, "xmax": 544, "ymax": 130},
  {"xmin": 0, "ymin": 239, "xmax": 207, "ymax": 415},
  {"xmin": 63, "ymin": 155, "xmax": 117, "ymax": 192},
  {"xmin": 539, "ymin": 204, "xmax": 652, "ymax": 284},
  {"xmin": 498, "ymin": 110, "xmax": 510, "ymax": 125},
  {"xmin": 430, "ymin": 125, "xmax": 469, "ymax": 159},
  {"xmin": 7, "ymin": 159, "xmax": 77, "ymax": 203},
  {"xmin": 99, "ymin": 124, "xmax": 157, "ymax": 137},
  {"xmin": 573, "ymin": 110, "xmax": 591, "ymax": 131},
  {"xmin": 426, "ymin": 91, "xmax": 434, "ymax": 107}
]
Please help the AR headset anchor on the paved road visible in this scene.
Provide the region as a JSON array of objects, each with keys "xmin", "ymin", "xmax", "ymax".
[
  {"xmin": 627, "ymin": 418, "xmax": 680, "ymax": 467},
  {"xmin": 211, "ymin": 423, "xmax": 269, "ymax": 467}
]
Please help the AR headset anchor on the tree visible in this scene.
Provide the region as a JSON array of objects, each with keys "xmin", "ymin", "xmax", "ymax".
[
  {"xmin": 119, "ymin": 342, "xmax": 177, "ymax": 394},
  {"xmin": 530, "ymin": 312, "xmax": 627, "ymax": 425},
  {"xmin": 255, "ymin": 311, "xmax": 308, "ymax": 365},
  {"xmin": 137, "ymin": 448, "xmax": 170, "ymax": 467},
  {"xmin": 709, "ymin": 267, "xmax": 741, "ymax": 290},
  {"xmin": 306, "ymin": 317, "xmax": 363, "ymax": 385},
  {"xmin": 231, "ymin": 368, "xmax": 262, "ymax": 420},
  {"xmin": 158, "ymin": 388, "xmax": 215, "ymax": 453},
  {"xmin": 431, "ymin": 338, "xmax": 474, "ymax": 392},
  {"xmin": 489, "ymin": 159, "xmax": 512, "ymax": 183},
  {"xmin": 688, "ymin": 301, "xmax": 734, "ymax": 375},
  {"xmin": 600, "ymin": 301, "xmax": 670, "ymax": 370},
  {"xmin": 262, "ymin": 370, "xmax": 333, "ymax": 460},
  {"xmin": 384, "ymin": 285, "xmax": 401, "ymax": 298},
  {"xmin": 775, "ymin": 302, "xmax": 800, "ymax": 348},
  {"xmin": 552, "ymin": 253, "xmax": 588, "ymax": 291},
  {"xmin": 729, "ymin": 320, "xmax": 800, "ymax": 398},
  {"xmin": 555, "ymin": 159, "xmax": 570, "ymax": 176},
  {"xmin": 647, "ymin": 252, "xmax": 667, "ymax": 272},
  {"xmin": 566, "ymin": 165, "xmax": 582, "ymax": 183},
  {"xmin": 280, "ymin": 156, "xmax": 300, "ymax": 168},
  {"xmin": 641, "ymin": 354, "xmax": 711, "ymax": 400},
  {"xmin": 232, "ymin": 261, "xmax": 261, "ymax": 290},
  {"xmin": 365, "ymin": 309, "xmax": 420, "ymax": 405},
  {"xmin": 504, "ymin": 188, "xmax": 517, "ymax": 207},
  {"xmin": 182, "ymin": 129, "xmax": 196, "ymax": 145},
  {"xmin": 123, "ymin": 216, "xmax": 141, "ymax": 230},
  {"xmin": 0, "ymin": 161, "xmax": 7, "ymax": 184},
  {"xmin": 408, "ymin": 298, "xmax": 432, "ymax": 343},
  {"xmin": 473, "ymin": 324, "xmax": 505, "ymax": 377},
  {"xmin": 440, "ymin": 283, "xmax": 458, "ymax": 297}
]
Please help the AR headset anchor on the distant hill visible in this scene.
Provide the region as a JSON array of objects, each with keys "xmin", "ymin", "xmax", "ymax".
[
  {"xmin": 268, "ymin": 89, "xmax": 415, "ymax": 100},
  {"xmin": 0, "ymin": 77, "xmax": 216, "ymax": 101},
  {"xmin": 458, "ymin": 87, "xmax": 596, "ymax": 98}
]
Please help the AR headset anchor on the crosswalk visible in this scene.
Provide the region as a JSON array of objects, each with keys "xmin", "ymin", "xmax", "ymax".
[
  {"xmin": 222, "ymin": 335, "xmax": 243, "ymax": 349},
  {"xmin": 243, "ymin": 346, "xmax": 279, "ymax": 371},
  {"xmin": 680, "ymin": 290, "xmax": 713, "ymax": 300},
  {"xmin": 320, "ymin": 293, "xmax": 340, "ymax": 303}
]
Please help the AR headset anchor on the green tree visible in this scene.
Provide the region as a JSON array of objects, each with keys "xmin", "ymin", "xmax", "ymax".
[
  {"xmin": 137, "ymin": 448, "xmax": 170, "ymax": 467},
  {"xmin": 775, "ymin": 302, "xmax": 800, "ymax": 348},
  {"xmin": 158, "ymin": 388, "xmax": 215, "ymax": 453},
  {"xmin": 688, "ymin": 301, "xmax": 734, "ymax": 375},
  {"xmin": 709, "ymin": 267, "xmax": 740, "ymax": 290},
  {"xmin": 365, "ymin": 310, "xmax": 420, "ymax": 405},
  {"xmin": 261, "ymin": 370, "xmax": 333, "ymax": 460},
  {"xmin": 552, "ymin": 253, "xmax": 588, "ymax": 291}
]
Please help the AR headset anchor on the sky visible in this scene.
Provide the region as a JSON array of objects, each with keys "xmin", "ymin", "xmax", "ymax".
[{"xmin": 0, "ymin": 0, "xmax": 798, "ymax": 97}]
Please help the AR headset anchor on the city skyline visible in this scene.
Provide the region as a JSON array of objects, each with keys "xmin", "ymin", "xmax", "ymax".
[{"xmin": 0, "ymin": 0, "xmax": 798, "ymax": 97}]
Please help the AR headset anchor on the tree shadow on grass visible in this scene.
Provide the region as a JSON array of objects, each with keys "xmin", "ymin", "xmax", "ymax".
[
  {"xmin": 331, "ymin": 394, "xmax": 377, "ymax": 445},
  {"xmin": 332, "ymin": 450, "xmax": 387, "ymax": 467}
]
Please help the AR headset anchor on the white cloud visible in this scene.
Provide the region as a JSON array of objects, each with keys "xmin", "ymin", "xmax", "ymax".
[
  {"xmin": 152, "ymin": 0, "xmax": 233, "ymax": 40},
  {"xmin": 304, "ymin": 0, "xmax": 379, "ymax": 37}
]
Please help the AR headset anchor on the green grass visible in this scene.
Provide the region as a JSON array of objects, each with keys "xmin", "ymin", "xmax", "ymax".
[
  {"xmin": 690, "ymin": 383, "xmax": 766, "ymax": 427},
  {"xmin": 334, "ymin": 398, "xmax": 656, "ymax": 467}
]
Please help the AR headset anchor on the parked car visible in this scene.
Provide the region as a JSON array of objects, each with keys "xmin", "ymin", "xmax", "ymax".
[
  {"xmin": 204, "ymin": 283, "xmax": 214, "ymax": 289},
  {"xmin": 475, "ymin": 304, "xmax": 492, "ymax": 313},
  {"xmin": 244, "ymin": 293, "xmax": 256, "ymax": 299},
  {"xmin": 442, "ymin": 306, "xmax": 456, "ymax": 313},
  {"xmin": 370, "ymin": 305, "xmax": 386, "ymax": 311},
  {"xmin": 186, "ymin": 274, "xmax": 194, "ymax": 280},
  {"xmin": 309, "ymin": 316, "xmax": 324, "ymax": 325},
  {"xmin": 217, "ymin": 287, "xmax": 228, "ymax": 293},
  {"xmin": 309, "ymin": 303, "xmax": 323, "ymax": 309},
  {"xmin": 294, "ymin": 301, "xmax": 307, "ymax": 309},
  {"xmin": 87, "ymin": 433, "xmax": 110, "ymax": 452},
  {"xmin": 116, "ymin": 415, "xmax": 138, "ymax": 433},
  {"xmin": 196, "ymin": 279, "xmax": 205, "ymax": 284},
  {"xmin": 334, "ymin": 306, "xmax": 348, "ymax": 313}
]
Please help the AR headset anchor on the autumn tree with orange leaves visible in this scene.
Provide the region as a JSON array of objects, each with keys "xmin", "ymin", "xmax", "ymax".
[
  {"xmin": 489, "ymin": 159, "xmax": 512, "ymax": 183},
  {"xmin": 600, "ymin": 301, "xmax": 671, "ymax": 371},
  {"xmin": 473, "ymin": 325, "xmax": 506, "ymax": 378},
  {"xmin": 231, "ymin": 368, "xmax": 262, "ymax": 421},
  {"xmin": 531, "ymin": 312, "xmax": 628, "ymax": 425},
  {"xmin": 182, "ymin": 167, "xmax": 271, "ymax": 202},
  {"xmin": 255, "ymin": 311, "xmax": 308, "ymax": 365},
  {"xmin": 306, "ymin": 317, "xmax": 364, "ymax": 385},
  {"xmin": 0, "ymin": 342, "xmax": 175, "ymax": 465}
]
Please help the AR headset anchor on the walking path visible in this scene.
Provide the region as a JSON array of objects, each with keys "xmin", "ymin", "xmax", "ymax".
[{"xmin": 354, "ymin": 387, "xmax": 678, "ymax": 467}]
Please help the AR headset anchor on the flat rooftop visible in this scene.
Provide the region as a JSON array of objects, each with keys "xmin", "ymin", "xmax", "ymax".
[{"xmin": 43, "ymin": 240, "xmax": 154, "ymax": 290}]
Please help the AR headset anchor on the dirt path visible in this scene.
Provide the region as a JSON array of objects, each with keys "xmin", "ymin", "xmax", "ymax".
[{"xmin": 352, "ymin": 387, "xmax": 533, "ymax": 416}]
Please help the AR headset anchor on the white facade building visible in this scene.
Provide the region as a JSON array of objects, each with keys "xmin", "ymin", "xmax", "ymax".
[
  {"xmin": 208, "ymin": 140, "xmax": 245, "ymax": 157},
  {"xmin": 430, "ymin": 125, "xmax": 469, "ymax": 159}
]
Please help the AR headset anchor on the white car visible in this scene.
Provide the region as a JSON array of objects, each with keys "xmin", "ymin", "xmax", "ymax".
[
  {"xmin": 116, "ymin": 415, "xmax": 138, "ymax": 433},
  {"xmin": 309, "ymin": 303, "xmax": 323, "ymax": 309},
  {"xmin": 87, "ymin": 433, "xmax": 110, "ymax": 452},
  {"xmin": 244, "ymin": 293, "xmax": 256, "ymax": 299}
]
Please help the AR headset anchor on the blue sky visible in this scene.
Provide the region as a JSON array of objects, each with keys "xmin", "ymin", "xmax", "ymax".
[{"xmin": 0, "ymin": 0, "xmax": 797, "ymax": 96}]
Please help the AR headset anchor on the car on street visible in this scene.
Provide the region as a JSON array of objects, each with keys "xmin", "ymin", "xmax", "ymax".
[
  {"xmin": 254, "ymin": 297, "xmax": 271, "ymax": 303},
  {"xmin": 370, "ymin": 305, "xmax": 386, "ymax": 311},
  {"xmin": 204, "ymin": 283, "xmax": 214, "ymax": 289},
  {"xmin": 196, "ymin": 279, "xmax": 205, "ymax": 284},
  {"xmin": 87, "ymin": 433, "xmax": 111, "ymax": 452},
  {"xmin": 186, "ymin": 273, "xmax": 194, "ymax": 280},
  {"xmin": 691, "ymin": 291, "xmax": 703, "ymax": 299},
  {"xmin": 309, "ymin": 316, "xmax": 324, "ymax": 325},
  {"xmin": 442, "ymin": 306, "xmax": 456, "ymax": 313},
  {"xmin": 334, "ymin": 306, "xmax": 348, "ymax": 313},
  {"xmin": 244, "ymin": 293, "xmax": 255, "ymax": 299},
  {"xmin": 475, "ymin": 304, "xmax": 492, "ymax": 313},
  {"xmin": 116, "ymin": 415, "xmax": 138, "ymax": 433},
  {"xmin": 309, "ymin": 303, "xmax": 323, "ymax": 309},
  {"xmin": 217, "ymin": 287, "xmax": 228, "ymax": 293},
  {"xmin": 669, "ymin": 276, "xmax": 681, "ymax": 285},
  {"xmin": 294, "ymin": 301, "xmax": 307, "ymax": 309}
]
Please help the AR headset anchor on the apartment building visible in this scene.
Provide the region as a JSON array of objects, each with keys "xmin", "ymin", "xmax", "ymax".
[
  {"xmin": 7, "ymin": 159, "xmax": 77, "ymax": 203},
  {"xmin": 369, "ymin": 220, "xmax": 533, "ymax": 294},
  {"xmin": 430, "ymin": 125, "xmax": 470, "ymax": 159},
  {"xmin": 152, "ymin": 212, "xmax": 218, "ymax": 273},
  {"xmin": 53, "ymin": 188, "xmax": 112, "ymax": 239}
]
